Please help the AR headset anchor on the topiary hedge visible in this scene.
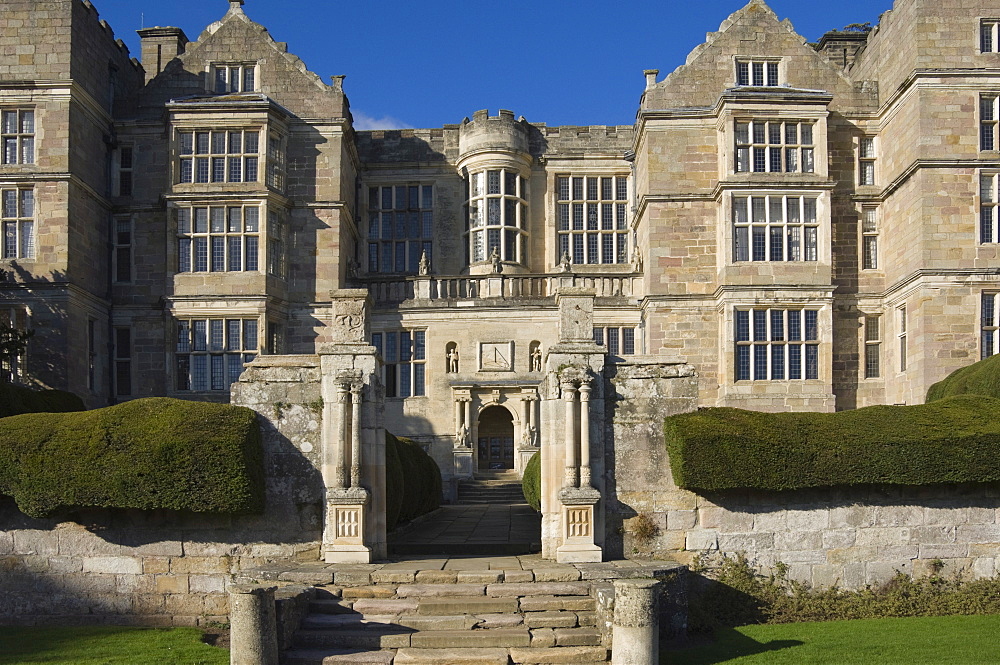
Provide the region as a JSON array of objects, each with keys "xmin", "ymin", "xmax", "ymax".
[
  {"xmin": 927, "ymin": 352, "xmax": 1000, "ymax": 402},
  {"xmin": 522, "ymin": 451, "xmax": 540, "ymax": 511},
  {"xmin": 665, "ymin": 395, "xmax": 1000, "ymax": 492},
  {"xmin": 0, "ymin": 382, "xmax": 84, "ymax": 418},
  {"xmin": 384, "ymin": 431, "xmax": 442, "ymax": 530},
  {"xmin": 0, "ymin": 397, "xmax": 264, "ymax": 518}
]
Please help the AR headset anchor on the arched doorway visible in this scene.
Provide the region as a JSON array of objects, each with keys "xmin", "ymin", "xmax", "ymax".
[{"xmin": 477, "ymin": 405, "xmax": 514, "ymax": 470}]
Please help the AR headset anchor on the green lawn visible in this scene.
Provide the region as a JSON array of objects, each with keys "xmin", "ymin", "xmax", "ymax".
[
  {"xmin": 666, "ymin": 614, "xmax": 1000, "ymax": 664},
  {"xmin": 0, "ymin": 626, "xmax": 228, "ymax": 665}
]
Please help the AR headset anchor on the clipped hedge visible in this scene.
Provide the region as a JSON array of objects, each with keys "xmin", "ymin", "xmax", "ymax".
[
  {"xmin": 0, "ymin": 383, "xmax": 84, "ymax": 418},
  {"xmin": 665, "ymin": 395, "xmax": 1000, "ymax": 492},
  {"xmin": 385, "ymin": 431, "xmax": 442, "ymax": 530},
  {"xmin": 927, "ymin": 352, "xmax": 1000, "ymax": 402},
  {"xmin": 522, "ymin": 451, "xmax": 540, "ymax": 511},
  {"xmin": 0, "ymin": 397, "xmax": 264, "ymax": 518}
]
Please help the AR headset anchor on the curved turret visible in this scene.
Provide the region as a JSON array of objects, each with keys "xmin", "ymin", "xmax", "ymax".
[{"xmin": 457, "ymin": 110, "xmax": 533, "ymax": 275}]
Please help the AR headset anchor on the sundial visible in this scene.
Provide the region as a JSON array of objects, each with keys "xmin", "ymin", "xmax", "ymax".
[{"xmin": 480, "ymin": 342, "xmax": 513, "ymax": 371}]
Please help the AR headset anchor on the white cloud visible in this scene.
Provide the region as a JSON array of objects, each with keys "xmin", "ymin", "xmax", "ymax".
[{"xmin": 352, "ymin": 110, "xmax": 414, "ymax": 130}]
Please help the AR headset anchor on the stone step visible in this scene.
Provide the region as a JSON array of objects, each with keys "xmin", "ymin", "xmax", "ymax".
[
  {"xmin": 551, "ymin": 628, "xmax": 602, "ymax": 647},
  {"xmin": 415, "ymin": 596, "xmax": 520, "ymax": 615},
  {"xmin": 293, "ymin": 627, "xmax": 413, "ymax": 650},
  {"xmin": 282, "ymin": 648, "xmax": 396, "ymax": 664},
  {"xmin": 409, "ymin": 628, "xmax": 531, "ymax": 648},
  {"xmin": 509, "ymin": 646, "xmax": 610, "ymax": 664},
  {"xmin": 393, "ymin": 648, "xmax": 510, "ymax": 665},
  {"xmin": 519, "ymin": 595, "xmax": 596, "ymax": 612},
  {"xmin": 309, "ymin": 598, "xmax": 355, "ymax": 614},
  {"xmin": 302, "ymin": 613, "xmax": 481, "ymax": 631},
  {"xmin": 486, "ymin": 582, "xmax": 591, "ymax": 597},
  {"xmin": 522, "ymin": 610, "xmax": 580, "ymax": 629},
  {"xmin": 293, "ymin": 627, "xmax": 538, "ymax": 650}
]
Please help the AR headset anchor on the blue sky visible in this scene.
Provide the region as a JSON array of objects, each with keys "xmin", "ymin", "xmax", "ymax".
[{"xmin": 91, "ymin": 0, "xmax": 890, "ymax": 129}]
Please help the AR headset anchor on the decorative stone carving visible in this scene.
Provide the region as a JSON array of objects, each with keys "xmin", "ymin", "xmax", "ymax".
[{"xmin": 329, "ymin": 289, "xmax": 371, "ymax": 345}]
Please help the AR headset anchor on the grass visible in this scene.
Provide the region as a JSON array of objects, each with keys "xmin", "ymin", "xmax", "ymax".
[
  {"xmin": 666, "ymin": 614, "xmax": 1000, "ymax": 664},
  {"xmin": 0, "ymin": 626, "xmax": 228, "ymax": 665}
]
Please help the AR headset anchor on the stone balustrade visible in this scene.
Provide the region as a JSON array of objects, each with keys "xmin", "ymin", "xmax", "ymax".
[{"xmin": 363, "ymin": 273, "xmax": 642, "ymax": 305}]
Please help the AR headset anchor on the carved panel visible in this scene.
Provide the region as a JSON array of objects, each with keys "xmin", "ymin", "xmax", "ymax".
[
  {"xmin": 567, "ymin": 507, "xmax": 591, "ymax": 538},
  {"xmin": 336, "ymin": 507, "xmax": 361, "ymax": 540}
]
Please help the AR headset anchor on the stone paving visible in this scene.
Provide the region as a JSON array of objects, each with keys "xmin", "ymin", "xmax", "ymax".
[
  {"xmin": 245, "ymin": 554, "xmax": 681, "ymax": 587},
  {"xmin": 388, "ymin": 504, "xmax": 542, "ymax": 555}
]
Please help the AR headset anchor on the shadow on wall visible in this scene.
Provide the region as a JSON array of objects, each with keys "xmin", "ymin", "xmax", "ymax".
[
  {"xmin": 0, "ymin": 265, "xmax": 74, "ymax": 395},
  {"xmin": 695, "ymin": 481, "xmax": 1000, "ymax": 515}
]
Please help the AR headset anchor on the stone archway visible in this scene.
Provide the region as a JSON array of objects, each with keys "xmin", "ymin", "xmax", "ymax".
[{"xmin": 477, "ymin": 405, "xmax": 515, "ymax": 471}]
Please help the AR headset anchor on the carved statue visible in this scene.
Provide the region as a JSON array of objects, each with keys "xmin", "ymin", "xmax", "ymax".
[
  {"xmin": 631, "ymin": 245, "xmax": 643, "ymax": 272},
  {"xmin": 347, "ymin": 258, "xmax": 359, "ymax": 279},
  {"xmin": 521, "ymin": 423, "xmax": 538, "ymax": 448},
  {"xmin": 447, "ymin": 347, "xmax": 459, "ymax": 373},
  {"xmin": 456, "ymin": 422, "xmax": 469, "ymax": 448},
  {"xmin": 530, "ymin": 346, "xmax": 542, "ymax": 372},
  {"xmin": 490, "ymin": 247, "xmax": 503, "ymax": 274},
  {"xmin": 418, "ymin": 250, "xmax": 430, "ymax": 276},
  {"xmin": 558, "ymin": 250, "xmax": 572, "ymax": 273}
]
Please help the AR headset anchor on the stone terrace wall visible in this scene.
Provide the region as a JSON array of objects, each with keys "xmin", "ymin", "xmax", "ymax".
[
  {"xmin": 0, "ymin": 357, "xmax": 325, "ymax": 626},
  {"xmin": 606, "ymin": 358, "xmax": 1000, "ymax": 586},
  {"xmin": 680, "ymin": 484, "xmax": 1000, "ymax": 586}
]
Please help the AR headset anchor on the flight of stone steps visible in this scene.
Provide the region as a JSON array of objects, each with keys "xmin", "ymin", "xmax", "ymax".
[
  {"xmin": 281, "ymin": 569, "xmax": 609, "ymax": 664},
  {"xmin": 457, "ymin": 471, "xmax": 527, "ymax": 504}
]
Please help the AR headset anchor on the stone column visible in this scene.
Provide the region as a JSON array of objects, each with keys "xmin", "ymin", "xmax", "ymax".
[
  {"xmin": 464, "ymin": 399, "xmax": 472, "ymax": 438},
  {"xmin": 350, "ymin": 382, "xmax": 363, "ymax": 488},
  {"xmin": 321, "ymin": 289, "xmax": 383, "ymax": 563},
  {"xmin": 579, "ymin": 378, "xmax": 592, "ymax": 488},
  {"xmin": 334, "ymin": 380, "xmax": 349, "ymax": 488},
  {"xmin": 229, "ymin": 584, "xmax": 279, "ymax": 665},
  {"xmin": 563, "ymin": 379, "xmax": 578, "ymax": 488},
  {"xmin": 611, "ymin": 578, "xmax": 661, "ymax": 665},
  {"xmin": 543, "ymin": 288, "xmax": 605, "ymax": 562}
]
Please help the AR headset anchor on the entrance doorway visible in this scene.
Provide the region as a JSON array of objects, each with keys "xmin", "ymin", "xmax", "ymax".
[{"xmin": 477, "ymin": 406, "xmax": 514, "ymax": 470}]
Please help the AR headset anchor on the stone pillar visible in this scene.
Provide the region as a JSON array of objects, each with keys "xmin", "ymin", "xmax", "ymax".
[
  {"xmin": 543, "ymin": 288, "xmax": 605, "ymax": 561},
  {"xmin": 563, "ymin": 379, "xmax": 578, "ymax": 488},
  {"xmin": 321, "ymin": 289, "xmax": 385, "ymax": 563},
  {"xmin": 611, "ymin": 579, "xmax": 661, "ymax": 665},
  {"xmin": 350, "ymin": 382, "xmax": 363, "ymax": 488},
  {"xmin": 579, "ymin": 378, "xmax": 592, "ymax": 488},
  {"xmin": 229, "ymin": 584, "xmax": 278, "ymax": 665},
  {"xmin": 333, "ymin": 380, "xmax": 349, "ymax": 488},
  {"xmin": 464, "ymin": 399, "xmax": 472, "ymax": 437}
]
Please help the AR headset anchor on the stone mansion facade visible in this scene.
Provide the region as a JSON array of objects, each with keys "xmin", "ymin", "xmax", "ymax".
[{"xmin": 3, "ymin": 0, "xmax": 1000, "ymax": 483}]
